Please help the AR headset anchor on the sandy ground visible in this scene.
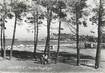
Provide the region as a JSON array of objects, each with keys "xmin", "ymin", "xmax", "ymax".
[{"xmin": 0, "ymin": 46, "xmax": 105, "ymax": 73}]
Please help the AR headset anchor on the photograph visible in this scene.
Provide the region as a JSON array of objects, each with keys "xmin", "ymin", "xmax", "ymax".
[{"xmin": 0, "ymin": 0, "xmax": 105, "ymax": 73}]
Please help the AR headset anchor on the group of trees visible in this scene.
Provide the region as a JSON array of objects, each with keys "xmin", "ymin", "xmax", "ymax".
[
  {"xmin": 0, "ymin": 0, "xmax": 28, "ymax": 59},
  {"xmin": 0, "ymin": 0, "xmax": 104, "ymax": 69}
]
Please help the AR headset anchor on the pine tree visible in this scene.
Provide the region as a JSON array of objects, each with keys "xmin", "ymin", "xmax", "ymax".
[{"xmin": 9, "ymin": 1, "xmax": 28, "ymax": 59}]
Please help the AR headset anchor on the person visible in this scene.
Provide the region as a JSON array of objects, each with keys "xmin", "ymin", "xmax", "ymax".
[
  {"xmin": 43, "ymin": 54, "xmax": 48, "ymax": 64},
  {"xmin": 33, "ymin": 53, "xmax": 44, "ymax": 64}
]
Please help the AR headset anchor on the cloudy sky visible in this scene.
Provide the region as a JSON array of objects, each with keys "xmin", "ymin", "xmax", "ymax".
[{"xmin": 0, "ymin": 0, "xmax": 99, "ymax": 40}]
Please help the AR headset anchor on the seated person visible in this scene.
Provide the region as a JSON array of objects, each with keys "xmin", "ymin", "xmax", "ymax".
[
  {"xmin": 43, "ymin": 54, "xmax": 49, "ymax": 64},
  {"xmin": 33, "ymin": 53, "xmax": 44, "ymax": 64}
]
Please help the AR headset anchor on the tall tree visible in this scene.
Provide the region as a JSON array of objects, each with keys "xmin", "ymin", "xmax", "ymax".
[
  {"xmin": 39, "ymin": 0, "xmax": 59, "ymax": 58},
  {"xmin": 95, "ymin": 0, "xmax": 102, "ymax": 69},
  {"xmin": 0, "ymin": 17, "xmax": 3, "ymax": 57},
  {"xmin": 41, "ymin": 0, "xmax": 54, "ymax": 57},
  {"xmin": 75, "ymin": 2, "xmax": 80, "ymax": 66},
  {"xmin": 52, "ymin": 0, "xmax": 66, "ymax": 63},
  {"xmin": 75, "ymin": 0, "xmax": 88, "ymax": 66},
  {"xmin": 25, "ymin": 0, "xmax": 44, "ymax": 54},
  {"xmin": 89, "ymin": 0, "xmax": 105, "ymax": 69},
  {"xmin": 3, "ymin": 0, "xmax": 7, "ymax": 59},
  {"xmin": 9, "ymin": 1, "xmax": 27, "ymax": 59},
  {"xmin": 65, "ymin": 0, "xmax": 87, "ymax": 66},
  {"xmin": 0, "ymin": 0, "xmax": 7, "ymax": 59},
  {"xmin": 33, "ymin": 0, "xmax": 40, "ymax": 54},
  {"xmin": 44, "ymin": 7, "xmax": 52, "ymax": 57}
]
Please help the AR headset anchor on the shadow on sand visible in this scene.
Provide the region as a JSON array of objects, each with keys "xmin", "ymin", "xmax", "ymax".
[
  {"xmin": 0, "ymin": 50, "xmax": 95, "ymax": 68},
  {"xmin": 58, "ymin": 52, "xmax": 95, "ymax": 67}
]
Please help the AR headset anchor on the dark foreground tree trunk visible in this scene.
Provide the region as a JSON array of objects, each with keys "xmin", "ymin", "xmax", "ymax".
[
  {"xmin": 76, "ymin": 5, "xmax": 80, "ymax": 66},
  {"xmin": 3, "ymin": 24, "xmax": 6, "ymax": 59},
  {"xmin": 35, "ymin": 11, "xmax": 39, "ymax": 52},
  {"xmin": 1, "ymin": 15, "xmax": 6, "ymax": 59},
  {"xmin": 10, "ymin": 15, "xmax": 17, "ymax": 60},
  {"xmin": 34, "ymin": 11, "xmax": 39, "ymax": 54},
  {"xmin": 44, "ymin": 8, "xmax": 52, "ymax": 58},
  {"xmin": 33, "ymin": 12, "xmax": 37, "ymax": 53},
  {"xmin": 1, "ymin": 0, "xmax": 6, "ymax": 58},
  {"xmin": 1, "ymin": 25, "xmax": 3, "ymax": 57},
  {"xmin": 44, "ymin": 19, "xmax": 51, "ymax": 55},
  {"xmin": 95, "ymin": 0, "xmax": 102, "ymax": 69}
]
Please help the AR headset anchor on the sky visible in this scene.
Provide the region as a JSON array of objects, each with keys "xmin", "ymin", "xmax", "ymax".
[{"xmin": 0, "ymin": 0, "xmax": 99, "ymax": 41}]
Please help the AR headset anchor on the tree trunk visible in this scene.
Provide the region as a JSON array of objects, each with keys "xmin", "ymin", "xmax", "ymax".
[
  {"xmin": 1, "ymin": 0, "xmax": 6, "ymax": 59},
  {"xmin": 36, "ymin": 11, "xmax": 39, "ymax": 52},
  {"xmin": 3, "ymin": 24, "xmax": 6, "ymax": 59},
  {"xmin": 1, "ymin": 25, "xmax": 3, "ymax": 57},
  {"xmin": 44, "ymin": 8, "xmax": 52, "ymax": 58},
  {"xmin": 95, "ymin": 0, "xmax": 102, "ymax": 69},
  {"xmin": 34, "ymin": 11, "xmax": 39, "ymax": 54},
  {"xmin": 76, "ymin": 5, "xmax": 80, "ymax": 66},
  {"xmin": 55, "ymin": 19, "xmax": 61, "ymax": 64},
  {"xmin": 33, "ymin": 12, "xmax": 37, "ymax": 53},
  {"xmin": 10, "ymin": 15, "xmax": 17, "ymax": 60}
]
